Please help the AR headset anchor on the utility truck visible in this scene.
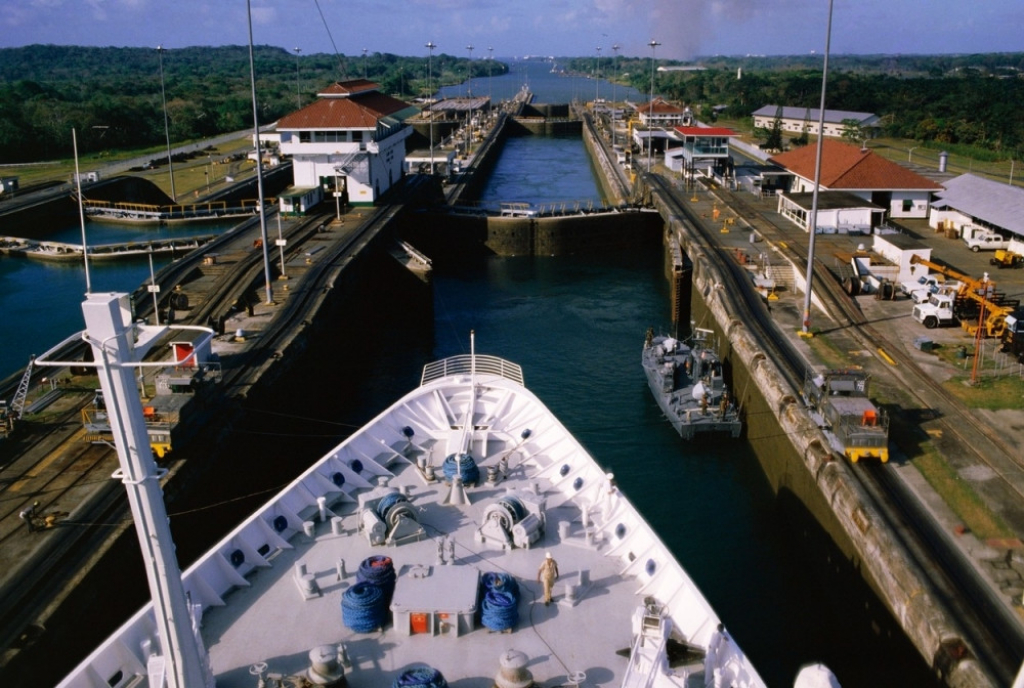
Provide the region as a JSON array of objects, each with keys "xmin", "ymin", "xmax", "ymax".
[{"xmin": 912, "ymin": 293, "xmax": 957, "ymax": 329}]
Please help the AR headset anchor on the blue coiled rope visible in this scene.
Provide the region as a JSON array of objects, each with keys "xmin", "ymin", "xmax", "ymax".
[
  {"xmin": 442, "ymin": 452, "xmax": 479, "ymax": 485},
  {"xmin": 481, "ymin": 571, "xmax": 520, "ymax": 597},
  {"xmin": 357, "ymin": 555, "xmax": 397, "ymax": 605},
  {"xmin": 481, "ymin": 589, "xmax": 519, "ymax": 632},
  {"xmin": 376, "ymin": 492, "xmax": 408, "ymax": 521},
  {"xmin": 393, "ymin": 666, "xmax": 449, "ymax": 688},
  {"xmin": 341, "ymin": 581, "xmax": 386, "ymax": 632}
]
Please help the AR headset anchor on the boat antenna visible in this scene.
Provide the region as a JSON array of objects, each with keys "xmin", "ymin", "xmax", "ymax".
[{"xmin": 800, "ymin": 0, "xmax": 834, "ymax": 338}]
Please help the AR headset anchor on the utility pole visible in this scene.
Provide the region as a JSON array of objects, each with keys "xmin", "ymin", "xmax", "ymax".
[
  {"xmin": 156, "ymin": 45, "xmax": 176, "ymax": 202},
  {"xmin": 426, "ymin": 41, "xmax": 437, "ymax": 175},
  {"xmin": 648, "ymin": 39, "xmax": 661, "ymax": 173},
  {"xmin": 294, "ymin": 47, "xmax": 302, "ymax": 109}
]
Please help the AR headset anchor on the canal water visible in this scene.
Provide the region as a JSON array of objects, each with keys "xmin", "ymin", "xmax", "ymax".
[{"xmin": 0, "ymin": 218, "xmax": 238, "ymax": 381}]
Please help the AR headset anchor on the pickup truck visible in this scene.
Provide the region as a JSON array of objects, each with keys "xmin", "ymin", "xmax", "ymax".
[
  {"xmin": 963, "ymin": 232, "xmax": 1009, "ymax": 252},
  {"xmin": 900, "ymin": 274, "xmax": 945, "ymax": 300}
]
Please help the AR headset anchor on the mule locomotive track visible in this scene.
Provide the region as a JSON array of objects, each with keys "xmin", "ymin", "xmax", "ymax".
[{"xmin": 648, "ymin": 172, "xmax": 1022, "ymax": 683}]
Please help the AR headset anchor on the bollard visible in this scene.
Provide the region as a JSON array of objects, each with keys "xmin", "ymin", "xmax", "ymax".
[
  {"xmin": 558, "ymin": 521, "xmax": 570, "ymax": 539},
  {"xmin": 336, "ymin": 559, "xmax": 346, "ymax": 580},
  {"xmin": 303, "ymin": 520, "xmax": 315, "ymax": 538},
  {"xmin": 317, "ymin": 496, "xmax": 328, "ymax": 523},
  {"xmin": 331, "ymin": 516, "xmax": 344, "ymax": 535}
]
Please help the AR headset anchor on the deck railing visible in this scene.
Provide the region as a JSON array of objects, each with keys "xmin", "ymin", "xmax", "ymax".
[{"xmin": 421, "ymin": 354, "xmax": 524, "ymax": 387}]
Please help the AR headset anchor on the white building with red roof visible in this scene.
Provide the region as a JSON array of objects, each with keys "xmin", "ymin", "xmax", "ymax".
[
  {"xmin": 277, "ymin": 79, "xmax": 419, "ymax": 210},
  {"xmin": 768, "ymin": 140, "xmax": 942, "ymax": 232}
]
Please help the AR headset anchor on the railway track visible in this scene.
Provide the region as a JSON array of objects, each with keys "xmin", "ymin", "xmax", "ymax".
[{"xmin": 648, "ymin": 174, "xmax": 1022, "ymax": 683}]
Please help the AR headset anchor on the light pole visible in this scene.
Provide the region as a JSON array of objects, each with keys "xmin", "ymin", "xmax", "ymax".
[
  {"xmin": 908, "ymin": 146, "xmax": 918, "ymax": 163},
  {"xmin": 465, "ymin": 45, "xmax": 474, "ymax": 158},
  {"xmin": 156, "ymin": 45, "xmax": 176, "ymax": 202},
  {"xmin": 488, "ymin": 47, "xmax": 494, "ymax": 108},
  {"xmin": 611, "ymin": 44, "xmax": 620, "ymax": 146},
  {"xmin": 595, "ymin": 46, "xmax": 601, "ymax": 102},
  {"xmin": 247, "ymin": 0, "xmax": 273, "ymax": 306},
  {"xmin": 647, "ymin": 39, "xmax": 661, "ymax": 173},
  {"xmin": 801, "ymin": 0, "xmax": 835, "ymax": 337},
  {"xmin": 294, "ymin": 47, "xmax": 302, "ymax": 109},
  {"xmin": 362, "ymin": 48, "xmax": 368, "ymax": 79},
  {"xmin": 426, "ymin": 41, "xmax": 437, "ymax": 175},
  {"xmin": 72, "ymin": 127, "xmax": 91, "ymax": 294}
]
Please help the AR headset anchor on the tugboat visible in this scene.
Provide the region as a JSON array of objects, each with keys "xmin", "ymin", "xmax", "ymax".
[{"xmin": 643, "ymin": 327, "xmax": 742, "ymax": 439}]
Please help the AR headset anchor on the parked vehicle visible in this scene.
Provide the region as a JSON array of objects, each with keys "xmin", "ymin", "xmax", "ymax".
[
  {"xmin": 990, "ymin": 249, "xmax": 1023, "ymax": 269},
  {"xmin": 912, "ymin": 293, "xmax": 957, "ymax": 329},
  {"xmin": 1001, "ymin": 310, "xmax": 1024, "ymax": 362},
  {"xmin": 963, "ymin": 232, "xmax": 1009, "ymax": 252}
]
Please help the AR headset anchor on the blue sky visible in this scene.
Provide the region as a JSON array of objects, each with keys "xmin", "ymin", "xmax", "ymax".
[{"xmin": 1, "ymin": 0, "xmax": 1021, "ymax": 60}]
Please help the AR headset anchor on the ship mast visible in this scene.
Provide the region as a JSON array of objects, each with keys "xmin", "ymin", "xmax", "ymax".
[{"xmin": 81, "ymin": 294, "xmax": 212, "ymax": 687}]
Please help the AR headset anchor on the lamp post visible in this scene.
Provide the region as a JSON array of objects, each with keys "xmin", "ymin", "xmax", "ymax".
[
  {"xmin": 465, "ymin": 45, "xmax": 474, "ymax": 157},
  {"xmin": 611, "ymin": 44, "xmax": 620, "ymax": 146},
  {"xmin": 72, "ymin": 127, "xmax": 91, "ymax": 294},
  {"xmin": 908, "ymin": 146, "xmax": 918, "ymax": 163},
  {"xmin": 800, "ymin": 0, "xmax": 835, "ymax": 337},
  {"xmin": 156, "ymin": 45, "xmax": 176, "ymax": 202},
  {"xmin": 488, "ymin": 46, "xmax": 494, "ymax": 109},
  {"xmin": 247, "ymin": 0, "xmax": 273, "ymax": 306},
  {"xmin": 426, "ymin": 41, "xmax": 437, "ymax": 175},
  {"xmin": 647, "ymin": 39, "xmax": 661, "ymax": 173},
  {"xmin": 595, "ymin": 46, "xmax": 602, "ymax": 102},
  {"xmin": 294, "ymin": 47, "xmax": 302, "ymax": 109}
]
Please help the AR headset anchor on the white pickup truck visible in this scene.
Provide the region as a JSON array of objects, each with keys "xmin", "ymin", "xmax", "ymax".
[{"xmin": 963, "ymin": 232, "xmax": 1009, "ymax": 252}]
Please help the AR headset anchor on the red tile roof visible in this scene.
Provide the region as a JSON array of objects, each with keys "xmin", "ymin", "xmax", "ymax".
[
  {"xmin": 638, "ymin": 97, "xmax": 687, "ymax": 114},
  {"xmin": 318, "ymin": 79, "xmax": 379, "ymax": 97},
  {"xmin": 278, "ymin": 86, "xmax": 413, "ymax": 130},
  {"xmin": 769, "ymin": 140, "xmax": 941, "ymax": 190},
  {"xmin": 675, "ymin": 127, "xmax": 736, "ymax": 137}
]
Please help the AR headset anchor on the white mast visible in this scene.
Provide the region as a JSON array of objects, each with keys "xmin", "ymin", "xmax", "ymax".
[{"xmin": 81, "ymin": 294, "xmax": 211, "ymax": 687}]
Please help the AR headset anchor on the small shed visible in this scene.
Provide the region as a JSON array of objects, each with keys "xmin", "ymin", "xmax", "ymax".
[{"xmin": 871, "ymin": 232, "xmax": 932, "ymax": 284}]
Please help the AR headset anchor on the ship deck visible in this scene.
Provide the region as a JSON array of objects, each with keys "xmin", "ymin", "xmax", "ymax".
[{"xmin": 203, "ymin": 459, "xmax": 666, "ymax": 688}]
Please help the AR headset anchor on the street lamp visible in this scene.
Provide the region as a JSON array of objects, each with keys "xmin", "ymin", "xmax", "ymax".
[
  {"xmin": 801, "ymin": 0, "xmax": 835, "ymax": 337},
  {"xmin": 908, "ymin": 146, "xmax": 918, "ymax": 163},
  {"xmin": 466, "ymin": 45, "xmax": 474, "ymax": 97},
  {"xmin": 595, "ymin": 46, "xmax": 601, "ymax": 102},
  {"xmin": 294, "ymin": 47, "xmax": 302, "ymax": 109},
  {"xmin": 156, "ymin": 45, "xmax": 176, "ymax": 202},
  {"xmin": 647, "ymin": 39, "xmax": 661, "ymax": 173},
  {"xmin": 247, "ymin": 0, "xmax": 273, "ymax": 305},
  {"xmin": 488, "ymin": 47, "xmax": 494, "ymax": 108},
  {"xmin": 611, "ymin": 44, "xmax": 620, "ymax": 146},
  {"xmin": 426, "ymin": 41, "xmax": 437, "ymax": 175},
  {"xmin": 72, "ymin": 127, "xmax": 91, "ymax": 294}
]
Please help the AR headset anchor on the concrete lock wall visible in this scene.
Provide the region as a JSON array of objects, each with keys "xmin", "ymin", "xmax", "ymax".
[{"xmin": 675, "ymin": 215, "xmax": 991, "ymax": 687}]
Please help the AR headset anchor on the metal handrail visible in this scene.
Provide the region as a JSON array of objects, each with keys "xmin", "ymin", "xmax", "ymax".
[{"xmin": 420, "ymin": 354, "xmax": 524, "ymax": 387}]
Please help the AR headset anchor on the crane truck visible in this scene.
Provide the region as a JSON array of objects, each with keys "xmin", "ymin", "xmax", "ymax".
[{"xmin": 907, "ymin": 255, "xmax": 1020, "ymax": 337}]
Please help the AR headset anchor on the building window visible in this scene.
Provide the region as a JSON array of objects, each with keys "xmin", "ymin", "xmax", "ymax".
[
  {"xmin": 299, "ymin": 132, "xmax": 311, "ymax": 143},
  {"xmin": 902, "ymin": 199, "xmax": 913, "ymax": 212}
]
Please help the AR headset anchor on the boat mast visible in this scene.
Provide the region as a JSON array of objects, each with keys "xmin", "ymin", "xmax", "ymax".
[{"xmin": 81, "ymin": 294, "xmax": 211, "ymax": 688}]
